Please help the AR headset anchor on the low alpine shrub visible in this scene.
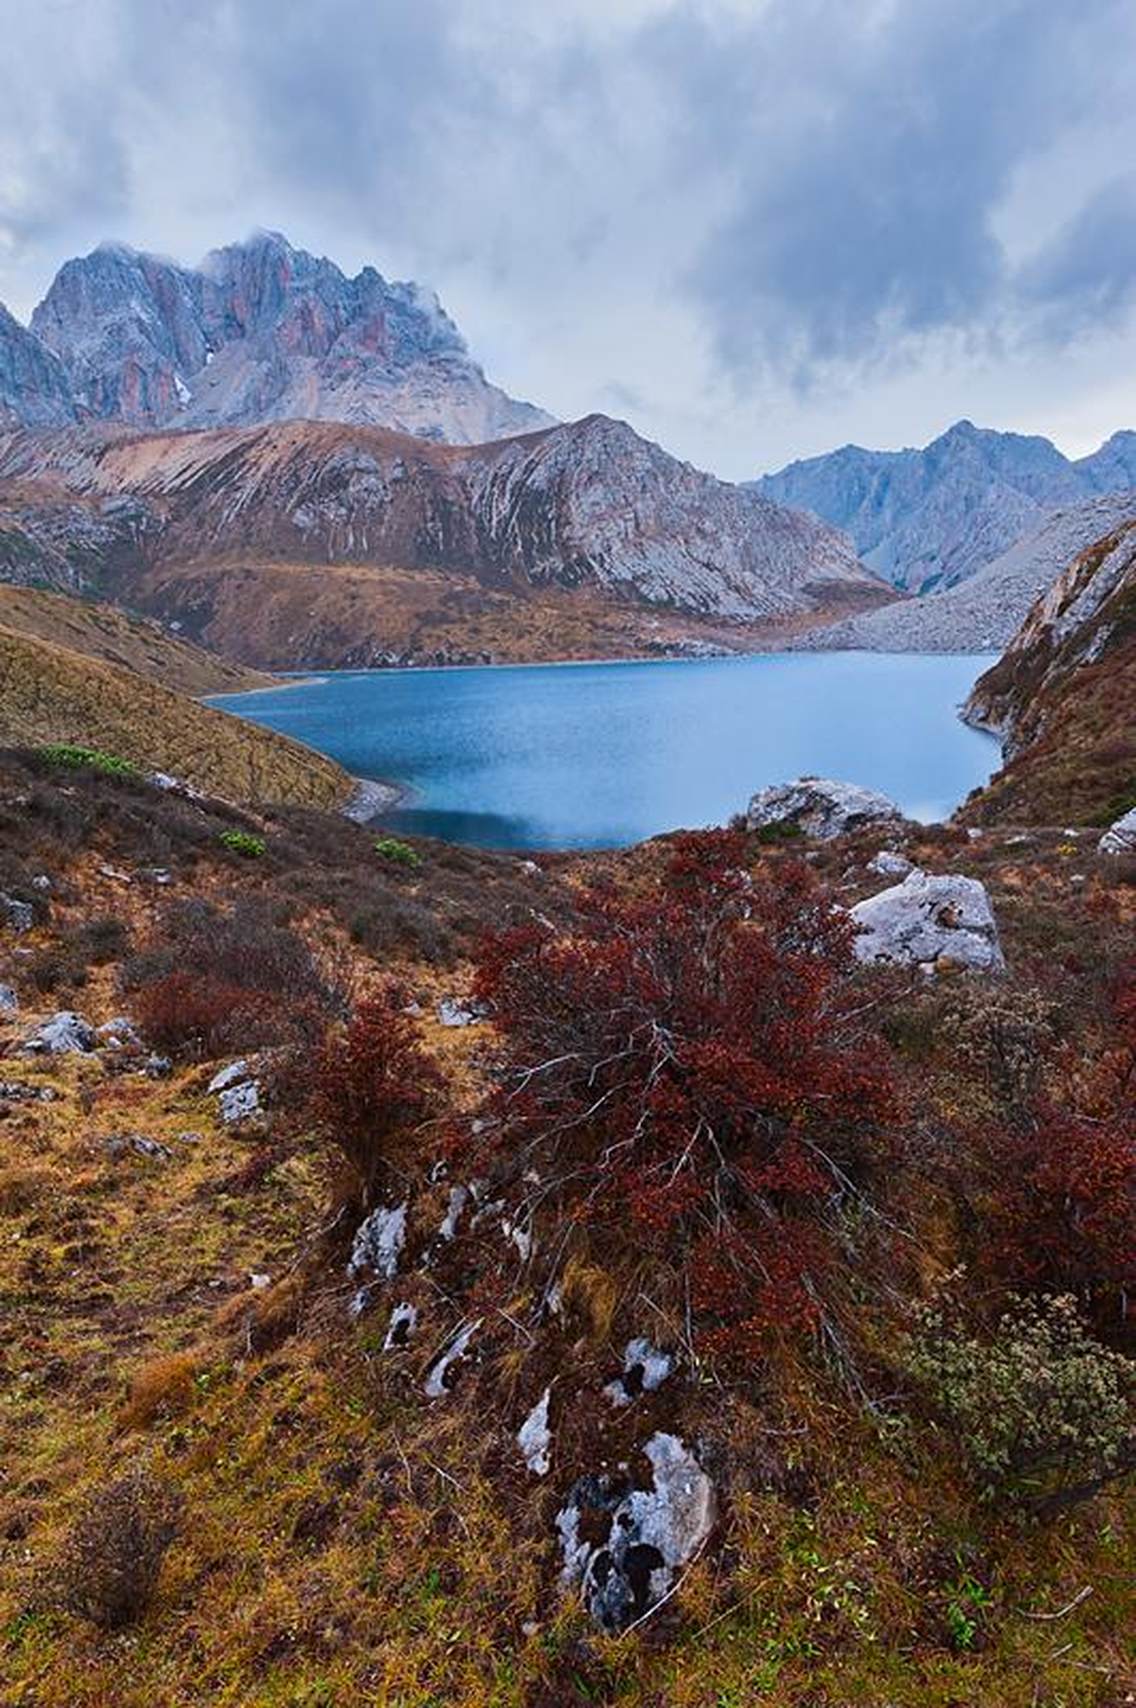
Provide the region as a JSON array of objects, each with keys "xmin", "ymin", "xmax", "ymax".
[
  {"xmin": 39, "ymin": 1465, "xmax": 181, "ymax": 1628},
  {"xmin": 305, "ymin": 984, "xmax": 443, "ymax": 1203},
  {"xmin": 39, "ymin": 743, "xmax": 139, "ymax": 780},
  {"xmin": 373, "ymin": 836, "xmax": 421, "ymax": 869},
  {"xmin": 217, "ymin": 829, "xmax": 266, "ymax": 858},
  {"xmin": 906, "ymin": 1291, "xmax": 1134, "ymax": 1511},
  {"xmin": 458, "ymin": 830, "xmax": 898, "ymax": 1359}
]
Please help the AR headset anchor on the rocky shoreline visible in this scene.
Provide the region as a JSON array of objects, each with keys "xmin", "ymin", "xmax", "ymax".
[{"xmin": 342, "ymin": 776, "xmax": 405, "ymax": 824}]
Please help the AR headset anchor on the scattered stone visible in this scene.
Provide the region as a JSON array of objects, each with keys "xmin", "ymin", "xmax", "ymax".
[
  {"xmin": 218, "ymin": 1081, "xmax": 261, "ymax": 1124},
  {"xmin": 0, "ymin": 1080, "xmax": 57, "ymax": 1103},
  {"xmin": 145, "ymin": 1054, "xmax": 173, "ymax": 1079},
  {"xmin": 424, "ymin": 1319, "xmax": 480, "ymax": 1398},
  {"xmin": 208, "ymin": 1059, "xmax": 252, "ymax": 1094},
  {"xmin": 249, "ymin": 1273, "xmax": 271, "ymax": 1291},
  {"xmin": 176, "ymin": 1130, "xmax": 203, "ymax": 1144},
  {"xmin": 867, "ymin": 850, "xmax": 914, "ymax": 879},
  {"xmin": 518, "ymin": 1387, "xmax": 552, "ymax": 1475},
  {"xmin": 96, "ymin": 1016, "xmax": 142, "ymax": 1051},
  {"xmin": 746, "ymin": 778, "xmax": 904, "ymax": 841},
  {"xmin": 105, "ymin": 1132, "xmax": 171, "ymax": 1163},
  {"xmin": 22, "ymin": 1011, "xmax": 97, "ymax": 1054},
  {"xmin": 557, "ymin": 1433, "xmax": 716, "ymax": 1632},
  {"xmin": 604, "ymin": 1338, "xmax": 674, "ymax": 1408},
  {"xmin": 348, "ymin": 1285, "xmax": 376, "ymax": 1321},
  {"xmin": 383, "ymin": 1301, "xmax": 418, "ymax": 1351},
  {"xmin": 2, "ymin": 895, "xmax": 34, "ymax": 934},
  {"xmin": 503, "ymin": 1216, "xmax": 533, "ymax": 1261},
  {"xmin": 0, "ymin": 984, "xmax": 18, "ymax": 1016},
  {"xmin": 519, "ymin": 860, "xmax": 542, "ymax": 878},
  {"xmin": 437, "ymin": 997, "xmax": 489, "ymax": 1028},
  {"xmin": 966, "ymin": 827, "xmax": 983, "ymax": 841},
  {"xmin": 1099, "ymin": 807, "xmax": 1136, "ymax": 856},
  {"xmin": 31, "ymin": 875, "xmax": 51, "ymax": 892},
  {"xmin": 438, "ymin": 1185, "xmax": 469, "ymax": 1242},
  {"xmin": 97, "ymin": 864, "xmax": 132, "ymax": 884},
  {"xmin": 348, "ymin": 1201, "xmax": 408, "ymax": 1280},
  {"xmin": 850, "ymin": 871, "xmax": 1005, "ymax": 974}
]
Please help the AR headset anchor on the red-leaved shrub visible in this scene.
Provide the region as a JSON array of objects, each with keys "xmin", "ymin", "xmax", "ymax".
[
  {"xmin": 459, "ymin": 831, "xmax": 898, "ymax": 1356},
  {"xmin": 306, "ymin": 984, "xmax": 443, "ymax": 1204},
  {"xmin": 971, "ymin": 963, "xmax": 1135, "ymax": 1336}
]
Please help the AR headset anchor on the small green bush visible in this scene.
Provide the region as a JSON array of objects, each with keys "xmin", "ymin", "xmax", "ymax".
[
  {"xmin": 907, "ymin": 1291, "xmax": 1134, "ymax": 1507},
  {"xmin": 39, "ymin": 744, "xmax": 139, "ymax": 780},
  {"xmin": 751, "ymin": 818, "xmax": 803, "ymax": 846},
  {"xmin": 373, "ymin": 836, "xmax": 421, "ymax": 869},
  {"xmin": 217, "ymin": 830, "xmax": 266, "ymax": 858}
]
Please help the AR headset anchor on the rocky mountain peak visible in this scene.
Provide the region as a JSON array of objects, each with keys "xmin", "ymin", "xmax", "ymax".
[{"xmin": 17, "ymin": 232, "xmax": 553, "ymax": 443}]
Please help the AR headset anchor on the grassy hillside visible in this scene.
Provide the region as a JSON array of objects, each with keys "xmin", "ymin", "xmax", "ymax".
[
  {"xmin": 0, "ymin": 585, "xmax": 274, "ymax": 695},
  {"xmin": 0, "ymin": 756, "xmax": 1131, "ymax": 1707},
  {"xmin": 0, "ymin": 625, "xmax": 349, "ymax": 809}
]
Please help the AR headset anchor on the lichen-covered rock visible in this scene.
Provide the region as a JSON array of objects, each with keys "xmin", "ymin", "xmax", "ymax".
[
  {"xmin": 557, "ymin": 1433, "xmax": 716, "ymax": 1632},
  {"xmin": 348, "ymin": 1201, "xmax": 408, "ymax": 1280},
  {"xmin": 383, "ymin": 1302, "xmax": 418, "ymax": 1351},
  {"xmin": 437, "ymin": 997, "xmax": 488, "ymax": 1028},
  {"xmin": 97, "ymin": 1016, "xmax": 142, "ymax": 1051},
  {"xmin": 604, "ymin": 1339, "xmax": 674, "ymax": 1408},
  {"xmin": 1099, "ymin": 808, "xmax": 1136, "ymax": 855},
  {"xmin": 0, "ymin": 984, "xmax": 18, "ymax": 1015},
  {"xmin": 867, "ymin": 849, "xmax": 914, "ymax": 878},
  {"xmin": 850, "ymin": 871, "xmax": 1004, "ymax": 973},
  {"xmin": 22, "ymin": 1011, "xmax": 96, "ymax": 1054},
  {"xmin": 424, "ymin": 1319, "xmax": 480, "ymax": 1399},
  {"xmin": 218, "ymin": 1081, "xmax": 261, "ymax": 1124},
  {"xmin": 746, "ymin": 778, "xmax": 903, "ymax": 841},
  {"xmin": 207, "ymin": 1059, "xmax": 251, "ymax": 1094},
  {"xmin": 2, "ymin": 894, "xmax": 35, "ymax": 934},
  {"xmin": 518, "ymin": 1387, "xmax": 552, "ymax": 1476}
]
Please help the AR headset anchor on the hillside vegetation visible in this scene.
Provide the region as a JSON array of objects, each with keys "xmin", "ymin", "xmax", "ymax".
[
  {"xmin": 0, "ymin": 626, "xmax": 349, "ymax": 809},
  {"xmin": 0, "ymin": 585, "xmax": 273, "ymax": 695},
  {"xmin": 962, "ymin": 521, "xmax": 1136, "ymax": 827},
  {"xmin": 0, "ymin": 755, "xmax": 1131, "ymax": 1707}
]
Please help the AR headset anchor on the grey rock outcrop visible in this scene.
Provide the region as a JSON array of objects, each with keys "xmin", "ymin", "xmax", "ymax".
[
  {"xmin": 518, "ymin": 1387, "xmax": 553, "ymax": 1476},
  {"xmin": 22, "ymin": 1011, "xmax": 97, "ymax": 1054},
  {"xmin": 424, "ymin": 1319, "xmax": 480, "ymax": 1399},
  {"xmin": 557, "ymin": 1433, "xmax": 716, "ymax": 1632},
  {"xmin": 747, "ymin": 778, "xmax": 904, "ymax": 841},
  {"xmin": 348, "ymin": 1201, "xmax": 408, "ymax": 1280},
  {"xmin": 850, "ymin": 871, "xmax": 1004, "ymax": 973},
  {"xmin": 604, "ymin": 1339, "xmax": 674, "ymax": 1408},
  {"xmin": 1099, "ymin": 808, "xmax": 1136, "ymax": 855}
]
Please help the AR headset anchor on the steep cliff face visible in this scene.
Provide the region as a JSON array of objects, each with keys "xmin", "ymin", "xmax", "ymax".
[
  {"xmin": 28, "ymin": 232, "xmax": 553, "ymax": 444},
  {"xmin": 757, "ymin": 419, "xmax": 1134, "ymax": 594},
  {"xmin": 0, "ymin": 305, "xmax": 77, "ymax": 429},
  {"xmin": 960, "ymin": 521, "xmax": 1136, "ymax": 826}
]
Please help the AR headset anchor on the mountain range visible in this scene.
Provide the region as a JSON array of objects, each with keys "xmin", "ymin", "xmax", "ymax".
[
  {"xmin": 2, "ymin": 232, "xmax": 553, "ymax": 445},
  {"xmin": 0, "ymin": 413, "xmax": 882, "ymax": 667},
  {"xmin": 756, "ymin": 419, "xmax": 1136, "ymax": 595}
]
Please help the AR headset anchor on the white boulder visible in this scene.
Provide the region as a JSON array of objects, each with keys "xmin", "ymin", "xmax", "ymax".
[
  {"xmin": 746, "ymin": 778, "xmax": 904, "ymax": 841},
  {"xmin": 348, "ymin": 1201, "xmax": 408, "ymax": 1280},
  {"xmin": 850, "ymin": 870, "xmax": 1005, "ymax": 974},
  {"xmin": 1099, "ymin": 808, "xmax": 1136, "ymax": 855},
  {"xmin": 22, "ymin": 1011, "xmax": 97, "ymax": 1054},
  {"xmin": 867, "ymin": 849, "xmax": 914, "ymax": 878}
]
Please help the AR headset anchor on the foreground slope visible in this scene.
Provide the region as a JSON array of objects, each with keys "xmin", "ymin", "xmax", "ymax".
[
  {"xmin": 0, "ymin": 756, "xmax": 1131, "ymax": 1707},
  {"xmin": 960, "ymin": 520, "xmax": 1136, "ymax": 825},
  {"xmin": 0, "ymin": 416, "xmax": 887, "ymax": 666},
  {"xmin": 0, "ymin": 626, "xmax": 349, "ymax": 808}
]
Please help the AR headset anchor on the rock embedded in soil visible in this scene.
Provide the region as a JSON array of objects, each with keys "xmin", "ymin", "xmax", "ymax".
[
  {"xmin": 604, "ymin": 1338, "xmax": 674, "ymax": 1407},
  {"xmin": 22, "ymin": 1010, "xmax": 97, "ymax": 1054},
  {"xmin": 1099, "ymin": 807, "xmax": 1136, "ymax": 855},
  {"xmin": 348, "ymin": 1201, "xmax": 409, "ymax": 1281},
  {"xmin": 850, "ymin": 870, "xmax": 1005, "ymax": 974},
  {"xmin": 557, "ymin": 1433, "xmax": 716, "ymax": 1632}
]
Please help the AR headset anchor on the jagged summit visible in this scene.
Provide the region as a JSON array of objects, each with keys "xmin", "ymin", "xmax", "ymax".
[
  {"xmin": 756, "ymin": 418, "xmax": 1134, "ymax": 594},
  {"xmin": 6, "ymin": 232, "xmax": 554, "ymax": 444}
]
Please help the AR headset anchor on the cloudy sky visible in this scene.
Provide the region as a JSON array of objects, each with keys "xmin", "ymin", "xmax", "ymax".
[{"xmin": 2, "ymin": 0, "xmax": 1135, "ymax": 479}]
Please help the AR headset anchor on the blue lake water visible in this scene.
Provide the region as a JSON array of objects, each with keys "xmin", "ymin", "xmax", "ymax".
[{"xmin": 211, "ymin": 652, "xmax": 999, "ymax": 851}]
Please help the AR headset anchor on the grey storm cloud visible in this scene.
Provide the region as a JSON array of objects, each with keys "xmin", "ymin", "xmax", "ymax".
[{"xmin": 0, "ymin": 0, "xmax": 1134, "ymax": 472}]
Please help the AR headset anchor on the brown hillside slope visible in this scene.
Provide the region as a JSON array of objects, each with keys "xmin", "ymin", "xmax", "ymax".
[
  {"xmin": 0, "ymin": 625, "xmax": 349, "ymax": 808},
  {"xmin": 0, "ymin": 585, "xmax": 274, "ymax": 694},
  {"xmin": 960, "ymin": 521, "xmax": 1136, "ymax": 826}
]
